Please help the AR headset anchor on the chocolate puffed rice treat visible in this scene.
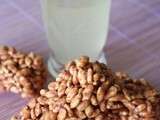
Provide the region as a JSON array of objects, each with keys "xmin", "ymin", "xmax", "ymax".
[
  {"xmin": 0, "ymin": 46, "xmax": 47, "ymax": 97},
  {"xmin": 12, "ymin": 56, "xmax": 160, "ymax": 120}
]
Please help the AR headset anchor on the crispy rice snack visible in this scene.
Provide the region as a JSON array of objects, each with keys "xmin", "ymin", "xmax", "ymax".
[
  {"xmin": 0, "ymin": 46, "xmax": 47, "ymax": 97},
  {"xmin": 12, "ymin": 56, "xmax": 160, "ymax": 120}
]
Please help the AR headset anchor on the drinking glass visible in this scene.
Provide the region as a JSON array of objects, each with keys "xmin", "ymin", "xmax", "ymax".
[{"xmin": 41, "ymin": 0, "xmax": 111, "ymax": 77}]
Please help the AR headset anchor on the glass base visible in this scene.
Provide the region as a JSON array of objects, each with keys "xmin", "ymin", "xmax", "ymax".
[
  {"xmin": 48, "ymin": 52, "xmax": 107, "ymax": 77},
  {"xmin": 98, "ymin": 52, "xmax": 107, "ymax": 65},
  {"xmin": 47, "ymin": 56, "xmax": 63, "ymax": 77}
]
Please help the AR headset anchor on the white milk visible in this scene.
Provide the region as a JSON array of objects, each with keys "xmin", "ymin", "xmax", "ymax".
[{"xmin": 42, "ymin": 0, "xmax": 111, "ymax": 64}]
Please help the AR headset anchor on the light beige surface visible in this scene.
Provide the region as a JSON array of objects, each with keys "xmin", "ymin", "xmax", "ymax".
[{"xmin": 0, "ymin": 0, "xmax": 160, "ymax": 119}]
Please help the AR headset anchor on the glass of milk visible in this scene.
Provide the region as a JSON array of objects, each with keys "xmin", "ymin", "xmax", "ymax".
[{"xmin": 41, "ymin": 0, "xmax": 111, "ymax": 77}]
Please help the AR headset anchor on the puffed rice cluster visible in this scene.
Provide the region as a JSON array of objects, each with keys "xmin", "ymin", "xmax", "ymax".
[
  {"xmin": 12, "ymin": 56, "xmax": 160, "ymax": 120},
  {"xmin": 0, "ymin": 46, "xmax": 47, "ymax": 97}
]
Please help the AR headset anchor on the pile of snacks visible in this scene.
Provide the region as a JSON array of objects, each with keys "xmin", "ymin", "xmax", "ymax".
[
  {"xmin": 12, "ymin": 56, "xmax": 160, "ymax": 120},
  {"xmin": 0, "ymin": 46, "xmax": 47, "ymax": 97}
]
